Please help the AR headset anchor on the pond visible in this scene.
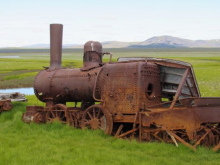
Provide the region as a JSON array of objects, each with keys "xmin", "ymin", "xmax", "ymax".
[
  {"xmin": 0, "ymin": 87, "xmax": 34, "ymax": 95},
  {"xmin": 0, "ymin": 56, "xmax": 20, "ymax": 58}
]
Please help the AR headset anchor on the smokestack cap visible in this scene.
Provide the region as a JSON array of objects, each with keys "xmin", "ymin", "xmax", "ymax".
[{"xmin": 84, "ymin": 41, "xmax": 102, "ymax": 54}]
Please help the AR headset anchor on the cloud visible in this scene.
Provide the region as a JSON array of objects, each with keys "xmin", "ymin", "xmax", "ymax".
[
  {"xmin": 94, "ymin": 25, "xmax": 113, "ymax": 28},
  {"xmin": 97, "ymin": 16, "xmax": 117, "ymax": 20},
  {"xmin": 163, "ymin": 30, "xmax": 176, "ymax": 34}
]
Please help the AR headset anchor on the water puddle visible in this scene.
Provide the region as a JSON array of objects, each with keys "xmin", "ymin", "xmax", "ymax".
[
  {"xmin": 0, "ymin": 56, "xmax": 20, "ymax": 58},
  {"xmin": 0, "ymin": 87, "xmax": 34, "ymax": 95}
]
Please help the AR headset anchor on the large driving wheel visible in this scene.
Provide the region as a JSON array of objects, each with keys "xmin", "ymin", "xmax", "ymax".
[
  {"xmin": 81, "ymin": 105, "xmax": 113, "ymax": 135},
  {"xmin": 46, "ymin": 104, "xmax": 67, "ymax": 124}
]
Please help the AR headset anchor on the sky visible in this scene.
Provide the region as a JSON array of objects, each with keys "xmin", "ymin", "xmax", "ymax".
[{"xmin": 0, "ymin": 0, "xmax": 220, "ymax": 47}]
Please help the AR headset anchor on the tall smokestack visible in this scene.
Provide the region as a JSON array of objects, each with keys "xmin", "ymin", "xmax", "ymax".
[{"xmin": 50, "ymin": 24, "xmax": 63, "ymax": 70}]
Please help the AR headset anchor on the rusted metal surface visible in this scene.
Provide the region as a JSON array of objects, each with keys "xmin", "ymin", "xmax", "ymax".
[
  {"xmin": 46, "ymin": 104, "xmax": 67, "ymax": 124},
  {"xmin": 81, "ymin": 41, "xmax": 103, "ymax": 71},
  {"xmin": 0, "ymin": 92, "xmax": 27, "ymax": 113},
  {"xmin": 0, "ymin": 100, "xmax": 12, "ymax": 112},
  {"xmin": 84, "ymin": 41, "xmax": 102, "ymax": 54},
  {"xmin": 81, "ymin": 105, "xmax": 113, "ymax": 135},
  {"xmin": 22, "ymin": 23, "xmax": 220, "ymax": 151},
  {"xmin": 50, "ymin": 24, "xmax": 63, "ymax": 70},
  {"xmin": 22, "ymin": 106, "xmax": 44, "ymax": 123},
  {"xmin": 140, "ymin": 101, "xmax": 220, "ymax": 147}
]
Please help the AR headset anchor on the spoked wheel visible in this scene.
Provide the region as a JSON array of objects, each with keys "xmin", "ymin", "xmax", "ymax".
[
  {"xmin": 33, "ymin": 112, "xmax": 45, "ymax": 124},
  {"xmin": 46, "ymin": 104, "xmax": 67, "ymax": 124},
  {"xmin": 3, "ymin": 101, "xmax": 12, "ymax": 111},
  {"xmin": 81, "ymin": 105, "xmax": 113, "ymax": 135},
  {"xmin": 196, "ymin": 126, "xmax": 216, "ymax": 147},
  {"xmin": 67, "ymin": 111, "xmax": 78, "ymax": 127}
]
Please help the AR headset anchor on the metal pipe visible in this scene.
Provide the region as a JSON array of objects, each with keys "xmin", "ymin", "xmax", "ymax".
[
  {"xmin": 50, "ymin": 24, "xmax": 63, "ymax": 70},
  {"xmin": 93, "ymin": 67, "xmax": 104, "ymax": 102},
  {"xmin": 102, "ymin": 52, "xmax": 113, "ymax": 63}
]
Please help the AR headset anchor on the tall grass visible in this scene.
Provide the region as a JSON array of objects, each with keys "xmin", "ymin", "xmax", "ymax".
[
  {"xmin": 3, "ymin": 72, "xmax": 38, "ymax": 80},
  {"xmin": 0, "ymin": 96, "xmax": 220, "ymax": 165}
]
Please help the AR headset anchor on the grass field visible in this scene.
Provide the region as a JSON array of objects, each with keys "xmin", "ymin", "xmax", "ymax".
[
  {"xmin": 1, "ymin": 96, "xmax": 220, "ymax": 165},
  {"xmin": 1, "ymin": 48, "xmax": 220, "ymax": 164}
]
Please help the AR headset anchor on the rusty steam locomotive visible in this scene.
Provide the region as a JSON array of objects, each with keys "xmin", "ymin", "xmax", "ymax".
[{"xmin": 22, "ymin": 24, "xmax": 220, "ymax": 151}]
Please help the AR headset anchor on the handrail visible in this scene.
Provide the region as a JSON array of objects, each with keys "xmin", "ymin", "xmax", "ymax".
[{"xmin": 92, "ymin": 67, "xmax": 104, "ymax": 102}]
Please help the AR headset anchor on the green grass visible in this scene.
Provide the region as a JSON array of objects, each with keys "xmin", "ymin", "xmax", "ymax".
[
  {"xmin": 0, "ymin": 51, "xmax": 83, "ymax": 88},
  {"xmin": 3, "ymin": 72, "xmax": 38, "ymax": 80},
  {"xmin": 0, "ymin": 96, "xmax": 220, "ymax": 165}
]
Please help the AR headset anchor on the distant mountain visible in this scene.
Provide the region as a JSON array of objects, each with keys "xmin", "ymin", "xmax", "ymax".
[
  {"xmin": 129, "ymin": 36, "xmax": 220, "ymax": 48},
  {"xmin": 68, "ymin": 41, "xmax": 138, "ymax": 48},
  {"xmin": 128, "ymin": 43, "xmax": 186, "ymax": 48},
  {"xmin": 21, "ymin": 36, "xmax": 220, "ymax": 49},
  {"xmin": 101, "ymin": 41, "xmax": 138, "ymax": 48}
]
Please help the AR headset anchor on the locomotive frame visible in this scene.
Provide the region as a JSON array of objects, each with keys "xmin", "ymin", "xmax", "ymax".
[{"xmin": 22, "ymin": 24, "xmax": 220, "ymax": 151}]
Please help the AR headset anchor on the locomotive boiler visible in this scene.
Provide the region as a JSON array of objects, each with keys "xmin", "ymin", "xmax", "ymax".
[{"xmin": 22, "ymin": 24, "xmax": 220, "ymax": 151}]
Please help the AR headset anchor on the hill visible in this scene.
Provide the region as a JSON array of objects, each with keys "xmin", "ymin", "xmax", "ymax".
[
  {"xmin": 21, "ymin": 36, "xmax": 220, "ymax": 48},
  {"xmin": 129, "ymin": 36, "xmax": 220, "ymax": 48}
]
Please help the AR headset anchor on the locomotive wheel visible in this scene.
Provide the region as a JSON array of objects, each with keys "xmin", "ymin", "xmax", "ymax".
[
  {"xmin": 33, "ymin": 113, "xmax": 45, "ymax": 124},
  {"xmin": 81, "ymin": 105, "xmax": 113, "ymax": 135},
  {"xmin": 196, "ymin": 126, "xmax": 216, "ymax": 147},
  {"xmin": 3, "ymin": 101, "xmax": 12, "ymax": 111},
  {"xmin": 67, "ymin": 112, "xmax": 78, "ymax": 127},
  {"xmin": 46, "ymin": 104, "xmax": 67, "ymax": 124}
]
